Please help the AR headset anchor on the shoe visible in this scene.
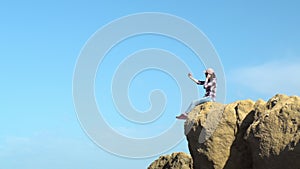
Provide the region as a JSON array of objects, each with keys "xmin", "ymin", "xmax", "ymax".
[{"xmin": 176, "ymin": 113, "xmax": 188, "ymax": 120}]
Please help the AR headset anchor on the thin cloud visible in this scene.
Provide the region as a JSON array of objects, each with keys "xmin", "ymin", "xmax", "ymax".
[{"xmin": 230, "ymin": 59, "xmax": 300, "ymax": 96}]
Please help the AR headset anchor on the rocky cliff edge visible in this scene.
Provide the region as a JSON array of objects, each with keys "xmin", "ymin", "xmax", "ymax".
[{"xmin": 148, "ymin": 94, "xmax": 300, "ymax": 169}]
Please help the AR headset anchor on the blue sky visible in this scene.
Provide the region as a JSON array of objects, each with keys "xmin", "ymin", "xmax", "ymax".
[{"xmin": 1, "ymin": 0, "xmax": 300, "ymax": 169}]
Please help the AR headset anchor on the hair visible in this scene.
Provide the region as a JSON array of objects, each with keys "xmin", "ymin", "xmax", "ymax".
[
  {"xmin": 206, "ymin": 72, "xmax": 216, "ymax": 83},
  {"xmin": 210, "ymin": 72, "xmax": 216, "ymax": 79}
]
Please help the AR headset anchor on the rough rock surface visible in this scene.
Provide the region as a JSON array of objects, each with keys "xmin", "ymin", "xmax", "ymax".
[
  {"xmin": 184, "ymin": 94, "xmax": 300, "ymax": 169},
  {"xmin": 245, "ymin": 95, "xmax": 300, "ymax": 169},
  {"xmin": 148, "ymin": 152, "xmax": 193, "ymax": 169}
]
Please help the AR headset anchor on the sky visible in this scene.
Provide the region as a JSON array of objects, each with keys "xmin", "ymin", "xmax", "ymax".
[{"xmin": 1, "ymin": 0, "xmax": 300, "ymax": 169}]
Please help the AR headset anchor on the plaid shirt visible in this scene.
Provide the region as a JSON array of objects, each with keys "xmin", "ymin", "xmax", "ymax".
[{"xmin": 198, "ymin": 77, "xmax": 217, "ymax": 101}]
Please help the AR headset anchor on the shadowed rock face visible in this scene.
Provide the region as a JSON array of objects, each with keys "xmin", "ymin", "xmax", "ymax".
[
  {"xmin": 183, "ymin": 94, "xmax": 300, "ymax": 169},
  {"xmin": 148, "ymin": 152, "xmax": 193, "ymax": 169}
]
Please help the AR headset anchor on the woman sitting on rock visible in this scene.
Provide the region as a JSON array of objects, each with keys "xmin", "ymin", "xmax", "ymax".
[{"xmin": 176, "ymin": 68, "xmax": 217, "ymax": 120}]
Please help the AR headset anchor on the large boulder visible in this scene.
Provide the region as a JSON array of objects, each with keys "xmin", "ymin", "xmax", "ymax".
[
  {"xmin": 184, "ymin": 94, "xmax": 300, "ymax": 169},
  {"xmin": 245, "ymin": 94, "xmax": 300, "ymax": 169}
]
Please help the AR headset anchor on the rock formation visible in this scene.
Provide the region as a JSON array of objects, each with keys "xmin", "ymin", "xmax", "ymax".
[
  {"xmin": 244, "ymin": 95, "xmax": 300, "ymax": 169},
  {"xmin": 185, "ymin": 94, "xmax": 300, "ymax": 169},
  {"xmin": 148, "ymin": 94, "xmax": 300, "ymax": 169},
  {"xmin": 148, "ymin": 152, "xmax": 193, "ymax": 169}
]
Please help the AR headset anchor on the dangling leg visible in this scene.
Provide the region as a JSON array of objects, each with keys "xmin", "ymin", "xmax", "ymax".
[
  {"xmin": 185, "ymin": 99, "xmax": 202, "ymax": 114},
  {"xmin": 176, "ymin": 97, "xmax": 212, "ymax": 119},
  {"xmin": 176, "ymin": 99, "xmax": 200, "ymax": 119}
]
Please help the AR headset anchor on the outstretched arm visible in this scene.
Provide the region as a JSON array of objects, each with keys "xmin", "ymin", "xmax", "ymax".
[{"xmin": 188, "ymin": 73, "xmax": 204, "ymax": 85}]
